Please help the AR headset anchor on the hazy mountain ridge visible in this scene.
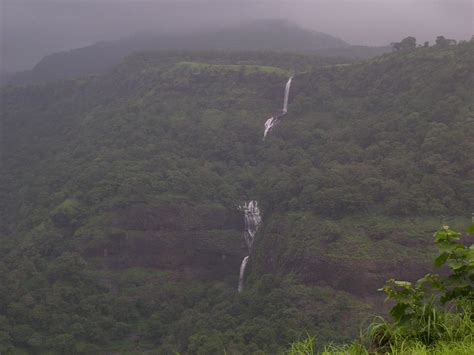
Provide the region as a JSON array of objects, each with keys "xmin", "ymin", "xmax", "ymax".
[{"xmin": 6, "ymin": 20, "xmax": 389, "ymax": 86}]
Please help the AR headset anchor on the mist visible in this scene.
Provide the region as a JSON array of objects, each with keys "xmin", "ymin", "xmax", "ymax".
[{"xmin": 1, "ymin": 0, "xmax": 472, "ymax": 73}]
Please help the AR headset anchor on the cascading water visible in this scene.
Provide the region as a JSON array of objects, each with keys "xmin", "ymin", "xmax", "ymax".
[
  {"xmin": 237, "ymin": 256, "xmax": 249, "ymax": 293},
  {"xmin": 282, "ymin": 75, "xmax": 293, "ymax": 113},
  {"xmin": 263, "ymin": 117, "xmax": 276, "ymax": 139},
  {"xmin": 263, "ymin": 76, "xmax": 293, "ymax": 139},
  {"xmin": 238, "ymin": 76, "xmax": 294, "ymax": 292},
  {"xmin": 242, "ymin": 200, "xmax": 262, "ymax": 249},
  {"xmin": 238, "ymin": 200, "xmax": 262, "ymax": 292}
]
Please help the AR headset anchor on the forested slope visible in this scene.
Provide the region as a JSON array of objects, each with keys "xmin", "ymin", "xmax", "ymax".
[{"xmin": 0, "ymin": 42, "xmax": 473, "ymax": 353}]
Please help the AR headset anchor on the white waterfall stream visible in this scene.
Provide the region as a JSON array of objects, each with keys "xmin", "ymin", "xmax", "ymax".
[
  {"xmin": 238, "ymin": 76, "xmax": 294, "ymax": 292},
  {"xmin": 282, "ymin": 75, "xmax": 293, "ymax": 113},
  {"xmin": 238, "ymin": 256, "xmax": 249, "ymax": 293},
  {"xmin": 263, "ymin": 76, "xmax": 293, "ymax": 139},
  {"xmin": 237, "ymin": 200, "xmax": 262, "ymax": 292}
]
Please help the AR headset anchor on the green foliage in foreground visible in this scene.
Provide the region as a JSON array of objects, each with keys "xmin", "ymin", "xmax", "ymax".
[
  {"xmin": 321, "ymin": 337, "xmax": 474, "ymax": 355},
  {"xmin": 291, "ymin": 316, "xmax": 474, "ymax": 355},
  {"xmin": 289, "ymin": 224, "xmax": 474, "ymax": 354}
]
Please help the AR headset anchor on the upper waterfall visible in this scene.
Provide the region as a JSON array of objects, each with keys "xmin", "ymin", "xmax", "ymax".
[
  {"xmin": 282, "ymin": 76, "xmax": 293, "ymax": 113},
  {"xmin": 263, "ymin": 76, "xmax": 294, "ymax": 139},
  {"xmin": 264, "ymin": 117, "xmax": 275, "ymax": 139}
]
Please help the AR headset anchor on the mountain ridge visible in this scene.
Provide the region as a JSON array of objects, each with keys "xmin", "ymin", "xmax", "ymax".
[{"xmin": 7, "ymin": 20, "xmax": 389, "ymax": 86}]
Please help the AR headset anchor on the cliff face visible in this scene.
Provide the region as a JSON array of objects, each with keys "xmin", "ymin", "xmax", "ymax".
[
  {"xmin": 257, "ymin": 245, "xmax": 431, "ymax": 297},
  {"xmin": 76, "ymin": 203, "xmax": 245, "ymax": 280},
  {"xmin": 247, "ymin": 212, "xmax": 440, "ymax": 300}
]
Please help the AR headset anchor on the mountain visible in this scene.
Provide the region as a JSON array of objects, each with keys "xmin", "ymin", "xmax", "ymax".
[
  {"xmin": 1, "ymin": 42, "xmax": 473, "ymax": 353},
  {"xmin": 7, "ymin": 20, "xmax": 389, "ymax": 86}
]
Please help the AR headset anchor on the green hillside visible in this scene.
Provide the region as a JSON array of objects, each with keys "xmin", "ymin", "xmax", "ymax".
[{"xmin": 1, "ymin": 42, "xmax": 473, "ymax": 353}]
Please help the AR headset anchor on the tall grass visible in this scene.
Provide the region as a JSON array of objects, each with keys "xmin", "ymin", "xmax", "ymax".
[
  {"xmin": 287, "ymin": 305, "xmax": 474, "ymax": 355},
  {"xmin": 288, "ymin": 335, "xmax": 316, "ymax": 355}
]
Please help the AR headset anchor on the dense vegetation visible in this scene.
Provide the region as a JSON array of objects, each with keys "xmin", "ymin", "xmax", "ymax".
[
  {"xmin": 289, "ymin": 224, "xmax": 474, "ymax": 354},
  {"xmin": 1, "ymin": 40, "xmax": 473, "ymax": 353}
]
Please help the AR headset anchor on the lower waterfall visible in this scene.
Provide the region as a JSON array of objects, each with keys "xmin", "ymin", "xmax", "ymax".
[
  {"xmin": 237, "ymin": 200, "xmax": 262, "ymax": 292},
  {"xmin": 238, "ymin": 256, "xmax": 249, "ymax": 293}
]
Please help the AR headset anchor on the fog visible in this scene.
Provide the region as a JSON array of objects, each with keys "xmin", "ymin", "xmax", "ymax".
[{"xmin": 1, "ymin": 0, "xmax": 472, "ymax": 73}]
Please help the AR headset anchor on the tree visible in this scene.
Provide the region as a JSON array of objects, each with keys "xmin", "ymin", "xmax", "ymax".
[
  {"xmin": 400, "ymin": 36, "xmax": 417, "ymax": 50},
  {"xmin": 382, "ymin": 224, "xmax": 474, "ymax": 325},
  {"xmin": 391, "ymin": 36, "xmax": 417, "ymax": 51},
  {"xmin": 435, "ymin": 36, "xmax": 457, "ymax": 47}
]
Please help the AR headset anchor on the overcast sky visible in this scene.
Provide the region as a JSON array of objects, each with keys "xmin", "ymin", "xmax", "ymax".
[{"xmin": 1, "ymin": 0, "xmax": 472, "ymax": 72}]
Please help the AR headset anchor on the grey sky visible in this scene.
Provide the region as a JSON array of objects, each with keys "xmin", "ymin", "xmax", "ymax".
[{"xmin": 1, "ymin": 0, "xmax": 472, "ymax": 73}]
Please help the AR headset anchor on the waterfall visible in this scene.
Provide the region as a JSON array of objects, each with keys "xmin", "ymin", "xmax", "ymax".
[
  {"xmin": 238, "ymin": 256, "xmax": 249, "ymax": 293},
  {"xmin": 263, "ymin": 117, "xmax": 276, "ymax": 139},
  {"xmin": 282, "ymin": 76, "xmax": 293, "ymax": 113},
  {"xmin": 242, "ymin": 200, "xmax": 262, "ymax": 249},
  {"xmin": 263, "ymin": 76, "xmax": 294, "ymax": 139},
  {"xmin": 237, "ymin": 200, "xmax": 262, "ymax": 292},
  {"xmin": 237, "ymin": 77, "xmax": 294, "ymax": 291}
]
